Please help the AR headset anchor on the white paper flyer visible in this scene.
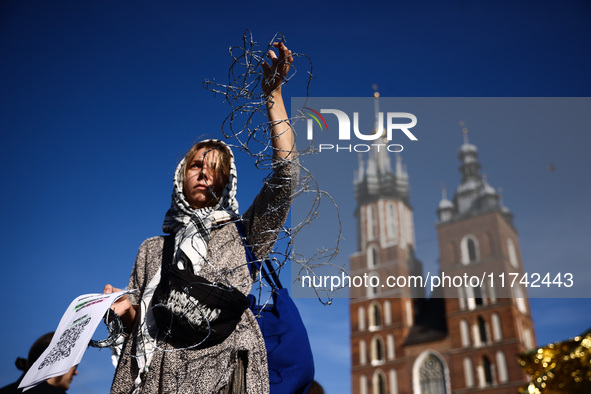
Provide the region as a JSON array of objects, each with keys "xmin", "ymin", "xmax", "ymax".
[{"xmin": 18, "ymin": 291, "xmax": 132, "ymax": 391}]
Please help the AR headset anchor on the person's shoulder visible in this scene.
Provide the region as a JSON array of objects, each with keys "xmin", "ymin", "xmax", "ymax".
[
  {"xmin": 0, "ymin": 381, "xmax": 66, "ymax": 394},
  {"xmin": 0, "ymin": 381, "xmax": 20, "ymax": 393},
  {"xmin": 138, "ymin": 236, "xmax": 166, "ymax": 253},
  {"xmin": 26, "ymin": 382, "xmax": 66, "ymax": 393},
  {"xmin": 141, "ymin": 235, "xmax": 167, "ymax": 245}
]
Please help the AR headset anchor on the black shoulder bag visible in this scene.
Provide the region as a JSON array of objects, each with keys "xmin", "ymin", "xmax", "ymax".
[{"xmin": 152, "ymin": 235, "xmax": 251, "ymax": 349}]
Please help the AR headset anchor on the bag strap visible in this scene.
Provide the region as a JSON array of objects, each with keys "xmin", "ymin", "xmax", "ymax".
[
  {"xmin": 161, "ymin": 234, "xmax": 175, "ymax": 275},
  {"xmin": 235, "ymin": 221, "xmax": 283, "ymax": 290}
]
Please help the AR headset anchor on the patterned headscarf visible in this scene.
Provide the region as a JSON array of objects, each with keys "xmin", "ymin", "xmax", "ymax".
[{"xmin": 162, "ymin": 139, "xmax": 239, "ymax": 274}]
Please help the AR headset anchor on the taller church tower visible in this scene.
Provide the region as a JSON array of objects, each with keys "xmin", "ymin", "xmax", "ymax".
[{"xmin": 350, "ymin": 92, "xmax": 424, "ymax": 394}]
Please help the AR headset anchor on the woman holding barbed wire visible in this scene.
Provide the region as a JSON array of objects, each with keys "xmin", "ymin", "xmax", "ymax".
[{"xmin": 103, "ymin": 41, "xmax": 297, "ymax": 393}]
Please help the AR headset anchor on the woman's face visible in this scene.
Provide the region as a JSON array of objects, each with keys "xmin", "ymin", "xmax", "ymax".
[{"xmin": 183, "ymin": 147, "xmax": 226, "ymax": 209}]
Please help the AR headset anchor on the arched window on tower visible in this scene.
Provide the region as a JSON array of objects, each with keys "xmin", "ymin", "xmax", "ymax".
[
  {"xmin": 492, "ymin": 313, "xmax": 502, "ymax": 341},
  {"xmin": 474, "ymin": 286, "xmax": 484, "ymax": 306},
  {"xmin": 458, "ymin": 286, "xmax": 466, "ymax": 310},
  {"xmin": 384, "ymin": 300, "xmax": 392, "ymax": 325},
  {"xmin": 466, "ymin": 286, "xmax": 476, "ymax": 310},
  {"xmin": 358, "ymin": 306, "xmax": 366, "ymax": 331},
  {"xmin": 372, "ymin": 371, "xmax": 387, "ymax": 394},
  {"xmin": 418, "ymin": 354, "xmax": 448, "ymax": 394},
  {"xmin": 387, "ymin": 334, "xmax": 395, "ymax": 359},
  {"xmin": 367, "ymin": 272, "xmax": 380, "ymax": 298},
  {"xmin": 367, "ymin": 245, "xmax": 378, "ymax": 268},
  {"xmin": 514, "ymin": 285, "xmax": 528, "ymax": 314},
  {"xmin": 464, "ymin": 357, "xmax": 474, "ymax": 388},
  {"xmin": 389, "ymin": 369, "xmax": 399, "ymax": 394},
  {"xmin": 468, "ymin": 239, "xmax": 477, "ymax": 261},
  {"xmin": 360, "ymin": 375, "xmax": 368, "ymax": 394},
  {"xmin": 461, "ymin": 235, "xmax": 480, "ymax": 265},
  {"xmin": 482, "ymin": 356, "xmax": 493, "ymax": 386},
  {"xmin": 496, "ymin": 351, "xmax": 509, "ymax": 383},
  {"xmin": 478, "ymin": 316, "xmax": 488, "ymax": 344},
  {"xmin": 405, "ymin": 299, "xmax": 414, "ymax": 326},
  {"xmin": 369, "ymin": 302, "xmax": 382, "ymax": 329},
  {"xmin": 488, "ymin": 281, "xmax": 497, "ymax": 303},
  {"xmin": 460, "ymin": 319, "xmax": 470, "ymax": 347},
  {"xmin": 523, "ymin": 325, "xmax": 534, "ymax": 349},
  {"xmin": 367, "ymin": 205, "xmax": 378, "ymax": 240},
  {"xmin": 508, "ymin": 238, "xmax": 519, "ymax": 268},
  {"xmin": 360, "ymin": 340, "xmax": 367, "ymax": 365},
  {"xmin": 472, "ymin": 322, "xmax": 481, "ymax": 347},
  {"xmin": 387, "ymin": 202, "xmax": 397, "ymax": 240},
  {"xmin": 376, "ymin": 340, "xmax": 384, "ymax": 362},
  {"xmin": 371, "ymin": 336, "xmax": 385, "ymax": 365}
]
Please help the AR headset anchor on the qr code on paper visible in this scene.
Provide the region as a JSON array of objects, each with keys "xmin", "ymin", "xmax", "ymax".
[{"xmin": 38, "ymin": 315, "xmax": 91, "ymax": 370}]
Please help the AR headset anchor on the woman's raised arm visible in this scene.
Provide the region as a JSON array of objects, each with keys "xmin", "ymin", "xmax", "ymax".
[{"xmin": 262, "ymin": 42, "xmax": 295, "ymax": 161}]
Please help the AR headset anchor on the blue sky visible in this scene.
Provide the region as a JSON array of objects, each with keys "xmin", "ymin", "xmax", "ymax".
[{"xmin": 1, "ymin": 1, "xmax": 590, "ymax": 393}]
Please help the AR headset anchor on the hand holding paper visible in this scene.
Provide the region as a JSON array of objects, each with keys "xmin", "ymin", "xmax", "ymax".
[{"xmin": 19, "ymin": 290, "xmax": 133, "ymax": 391}]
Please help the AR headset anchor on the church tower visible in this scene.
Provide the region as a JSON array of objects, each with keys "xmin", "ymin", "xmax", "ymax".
[
  {"xmin": 350, "ymin": 91, "xmax": 424, "ymax": 394},
  {"xmin": 349, "ymin": 115, "xmax": 536, "ymax": 393},
  {"xmin": 435, "ymin": 127, "xmax": 535, "ymax": 391}
]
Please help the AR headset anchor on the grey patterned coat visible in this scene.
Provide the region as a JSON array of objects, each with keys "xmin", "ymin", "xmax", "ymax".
[{"xmin": 110, "ymin": 161, "xmax": 298, "ymax": 394}]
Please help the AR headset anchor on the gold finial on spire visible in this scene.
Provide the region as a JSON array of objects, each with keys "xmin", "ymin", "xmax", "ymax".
[
  {"xmin": 440, "ymin": 181, "xmax": 447, "ymax": 200},
  {"xmin": 460, "ymin": 121, "xmax": 469, "ymax": 143},
  {"xmin": 372, "ymin": 84, "xmax": 386, "ymax": 137}
]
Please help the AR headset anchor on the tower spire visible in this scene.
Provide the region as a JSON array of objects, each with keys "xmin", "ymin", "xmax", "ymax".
[
  {"xmin": 443, "ymin": 125, "xmax": 512, "ymax": 223},
  {"xmin": 373, "ymin": 84, "xmax": 380, "ymax": 134},
  {"xmin": 354, "ymin": 86, "xmax": 409, "ymax": 203},
  {"xmin": 460, "ymin": 121, "xmax": 469, "ymax": 144}
]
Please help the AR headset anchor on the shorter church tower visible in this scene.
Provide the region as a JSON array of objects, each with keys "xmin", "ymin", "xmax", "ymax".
[{"xmin": 435, "ymin": 127, "xmax": 535, "ymax": 391}]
